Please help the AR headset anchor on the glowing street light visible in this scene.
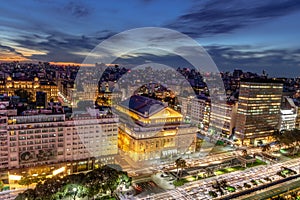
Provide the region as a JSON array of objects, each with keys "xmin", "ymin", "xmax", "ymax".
[{"xmin": 72, "ymin": 187, "xmax": 78, "ymax": 200}]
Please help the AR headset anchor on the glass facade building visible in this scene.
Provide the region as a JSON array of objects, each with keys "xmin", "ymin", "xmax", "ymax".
[{"xmin": 235, "ymin": 80, "xmax": 283, "ymax": 145}]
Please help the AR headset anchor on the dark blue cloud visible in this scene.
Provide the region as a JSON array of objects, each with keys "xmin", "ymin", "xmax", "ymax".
[
  {"xmin": 64, "ymin": 1, "xmax": 91, "ymax": 18},
  {"xmin": 106, "ymin": 45, "xmax": 300, "ymax": 78},
  {"xmin": 168, "ymin": 0, "xmax": 300, "ymax": 37},
  {"xmin": 205, "ymin": 45, "xmax": 300, "ymax": 77}
]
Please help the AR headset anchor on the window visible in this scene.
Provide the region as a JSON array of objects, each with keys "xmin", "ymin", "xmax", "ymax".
[{"xmin": 10, "ymin": 157, "xmax": 17, "ymax": 161}]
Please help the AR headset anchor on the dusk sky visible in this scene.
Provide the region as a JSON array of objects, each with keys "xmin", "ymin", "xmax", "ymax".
[{"xmin": 1, "ymin": 0, "xmax": 300, "ymax": 77}]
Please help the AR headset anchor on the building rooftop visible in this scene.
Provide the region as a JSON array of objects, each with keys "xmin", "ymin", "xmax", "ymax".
[
  {"xmin": 240, "ymin": 78, "xmax": 284, "ymax": 84},
  {"xmin": 119, "ymin": 95, "xmax": 167, "ymax": 117},
  {"xmin": 7, "ymin": 77, "xmax": 34, "ymax": 81},
  {"xmin": 40, "ymin": 81, "xmax": 57, "ymax": 86}
]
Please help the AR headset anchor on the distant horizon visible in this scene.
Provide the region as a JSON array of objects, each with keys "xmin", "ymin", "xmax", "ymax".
[{"xmin": 0, "ymin": 60, "xmax": 297, "ymax": 79}]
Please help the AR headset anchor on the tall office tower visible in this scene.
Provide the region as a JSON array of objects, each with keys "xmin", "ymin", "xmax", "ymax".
[{"xmin": 235, "ymin": 79, "xmax": 283, "ymax": 146}]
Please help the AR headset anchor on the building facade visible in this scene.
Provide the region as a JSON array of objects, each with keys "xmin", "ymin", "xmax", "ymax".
[
  {"xmin": 279, "ymin": 97, "xmax": 297, "ymax": 131},
  {"xmin": 209, "ymin": 100, "xmax": 238, "ymax": 137},
  {"xmin": 189, "ymin": 96, "xmax": 211, "ymax": 131},
  {"xmin": 235, "ymin": 80, "xmax": 283, "ymax": 145},
  {"xmin": 292, "ymin": 99, "xmax": 300, "ymax": 130},
  {"xmin": 0, "ymin": 110, "xmax": 118, "ymax": 171},
  {"xmin": 0, "ymin": 76, "xmax": 58, "ymax": 102},
  {"xmin": 116, "ymin": 95, "xmax": 197, "ymax": 163}
]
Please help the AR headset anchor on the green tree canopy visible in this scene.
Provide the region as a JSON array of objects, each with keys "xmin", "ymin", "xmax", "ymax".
[{"xmin": 15, "ymin": 165, "xmax": 131, "ymax": 200}]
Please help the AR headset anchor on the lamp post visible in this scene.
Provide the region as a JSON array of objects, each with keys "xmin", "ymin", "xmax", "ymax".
[{"xmin": 73, "ymin": 187, "xmax": 78, "ymax": 200}]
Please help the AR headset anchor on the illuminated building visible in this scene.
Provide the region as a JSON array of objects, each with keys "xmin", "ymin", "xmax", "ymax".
[
  {"xmin": 295, "ymin": 105, "xmax": 300, "ymax": 130},
  {"xmin": 279, "ymin": 109, "xmax": 297, "ymax": 131},
  {"xmin": 0, "ymin": 76, "xmax": 58, "ymax": 102},
  {"xmin": 96, "ymin": 90, "xmax": 122, "ymax": 107},
  {"xmin": 235, "ymin": 80, "xmax": 283, "ymax": 145},
  {"xmin": 209, "ymin": 100, "xmax": 238, "ymax": 137},
  {"xmin": 293, "ymin": 99, "xmax": 300, "ymax": 130},
  {"xmin": 0, "ymin": 109, "xmax": 118, "ymax": 171},
  {"xmin": 177, "ymin": 96, "xmax": 191, "ymax": 117},
  {"xmin": 279, "ymin": 97, "xmax": 297, "ymax": 131},
  {"xmin": 178, "ymin": 95, "xmax": 237, "ymax": 135},
  {"xmin": 71, "ymin": 80, "xmax": 98, "ymax": 107},
  {"xmin": 116, "ymin": 95, "xmax": 197, "ymax": 163},
  {"xmin": 179, "ymin": 95, "xmax": 211, "ymax": 131},
  {"xmin": 193, "ymin": 97, "xmax": 210, "ymax": 131}
]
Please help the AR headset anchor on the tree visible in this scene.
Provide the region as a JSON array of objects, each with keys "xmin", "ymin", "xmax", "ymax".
[
  {"xmin": 0, "ymin": 180, "xmax": 3, "ymax": 191},
  {"xmin": 241, "ymin": 149, "xmax": 248, "ymax": 157},
  {"xmin": 175, "ymin": 158, "xmax": 187, "ymax": 179},
  {"xmin": 262, "ymin": 144, "xmax": 271, "ymax": 152},
  {"xmin": 18, "ymin": 176, "xmax": 32, "ymax": 187},
  {"xmin": 274, "ymin": 129, "xmax": 300, "ymax": 155},
  {"xmin": 220, "ymin": 179, "xmax": 228, "ymax": 188},
  {"xmin": 102, "ymin": 165, "xmax": 120, "ymax": 195},
  {"xmin": 205, "ymin": 168, "xmax": 214, "ymax": 177},
  {"xmin": 15, "ymin": 189, "xmax": 37, "ymax": 200},
  {"xmin": 15, "ymin": 165, "xmax": 128, "ymax": 200},
  {"xmin": 212, "ymin": 180, "xmax": 224, "ymax": 196}
]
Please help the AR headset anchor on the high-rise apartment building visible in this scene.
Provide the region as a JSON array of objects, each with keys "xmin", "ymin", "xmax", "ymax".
[
  {"xmin": 189, "ymin": 96, "xmax": 211, "ymax": 131},
  {"xmin": 0, "ymin": 109, "xmax": 118, "ymax": 172},
  {"xmin": 177, "ymin": 95, "xmax": 210, "ymax": 130},
  {"xmin": 209, "ymin": 99, "xmax": 238, "ymax": 137},
  {"xmin": 235, "ymin": 79, "xmax": 283, "ymax": 145}
]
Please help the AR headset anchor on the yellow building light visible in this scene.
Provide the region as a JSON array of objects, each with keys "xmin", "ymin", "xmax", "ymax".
[
  {"xmin": 52, "ymin": 167, "xmax": 65, "ymax": 176},
  {"xmin": 9, "ymin": 174, "xmax": 22, "ymax": 181},
  {"xmin": 163, "ymin": 131, "xmax": 177, "ymax": 136}
]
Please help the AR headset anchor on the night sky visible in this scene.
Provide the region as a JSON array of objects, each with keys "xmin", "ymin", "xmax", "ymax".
[{"xmin": 1, "ymin": 0, "xmax": 300, "ymax": 77}]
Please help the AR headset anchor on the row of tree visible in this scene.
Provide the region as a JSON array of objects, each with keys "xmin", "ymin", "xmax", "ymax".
[
  {"xmin": 15, "ymin": 165, "xmax": 132, "ymax": 200},
  {"xmin": 274, "ymin": 129, "xmax": 300, "ymax": 155}
]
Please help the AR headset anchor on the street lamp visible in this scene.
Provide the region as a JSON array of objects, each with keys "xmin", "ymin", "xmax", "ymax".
[{"xmin": 72, "ymin": 187, "xmax": 78, "ymax": 200}]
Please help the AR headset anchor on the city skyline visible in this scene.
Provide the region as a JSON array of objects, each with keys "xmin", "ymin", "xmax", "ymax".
[
  {"xmin": 2, "ymin": 1, "xmax": 300, "ymax": 199},
  {"xmin": 0, "ymin": 1, "xmax": 300, "ymax": 77}
]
